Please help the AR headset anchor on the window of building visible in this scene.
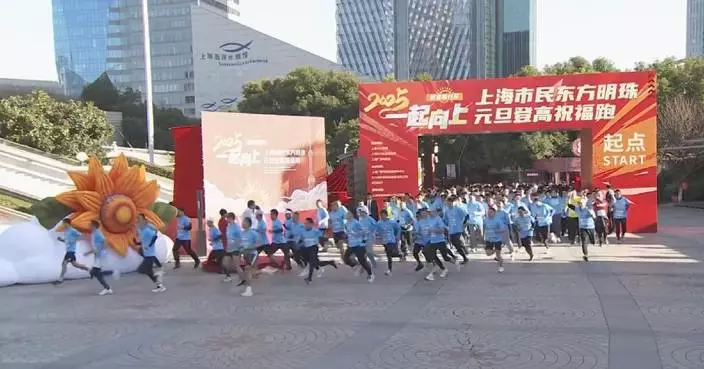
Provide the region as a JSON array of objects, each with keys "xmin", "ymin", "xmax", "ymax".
[{"xmin": 185, "ymin": 96, "xmax": 195, "ymax": 104}]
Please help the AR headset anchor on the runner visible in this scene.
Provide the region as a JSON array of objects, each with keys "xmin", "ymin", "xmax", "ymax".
[
  {"xmin": 484, "ymin": 207, "xmax": 506, "ymax": 273},
  {"xmin": 173, "ymin": 208, "xmax": 200, "ymax": 269},
  {"xmin": 574, "ymin": 198, "xmax": 597, "ymax": 261},
  {"xmin": 84, "ymin": 220, "xmax": 114, "ymax": 295},
  {"xmin": 513, "ymin": 207, "xmax": 535, "ymax": 261},
  {"xmin": 412, "ymin": 209, "xmax": 430, "ymax": 271},
  {"xmin": 424, "ymin": 208, "xmax": 449, "ymax": 280},
  {"xmin": 375, "ymin": 209, "xmax": 402, "ymax": 276},
  {"xmin": 238, "ymin": 217, "xmax": 259, "ymax": 296},
  {"xmin": 223, "ymin": 213, "xmax": 241, "ymax": 283},
  {"xmin": 299, "ymin": 217, "xmax": 337, "ymax": 284},
  {"xmin": 343, "ymin": 211, "xmax": 374, "ymax": 282},
  {"xmin": 329, "ymin": 200, "xmax": 348, "ymax": 255},
  {"xmin": 593, "ymin": 191, "xmax": 610, "ymax": 246},
  {"xmin": 358, "ymin": 206, "xmax": 378, "ymax": 268},
  {"xmin": 268, "ymin": 209, "xmax": 287, "ymax": 269},
  {"xmin": 206, "ymin": 219, "xmax": 226, "ymax": 277},
  {"xmin": 397, "ymin": 201, "xmax": 415, "ymax": 260},
  {"xmin": 135, "ymin": 214, "xmax": 166, "ymax": 293},
  {"xmin": 445, "ymin": 195, "xmax": 469, "ymax": 265},
  {"xmin": 465, "ymin": 193, "xmax": 485, "ymax": 253},
  {"xmin": 531, "ymin": 195, "xmax": 554, "ymax": 252},
  {"xmin": 315, "ymin": 199, "xmax": 330, "ymax": 252},
  {"xmin": 54, "ymin": 217, "xmax": 90, "ymax": 285},
  {"xmin": 611, "ymin": 189, "xmax": 630, "ymax": 243}
]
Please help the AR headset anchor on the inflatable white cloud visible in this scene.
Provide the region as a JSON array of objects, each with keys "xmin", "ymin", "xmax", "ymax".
[{"xmin": 0, "ymin": 218, "xmax": 172, "ymax": 287}]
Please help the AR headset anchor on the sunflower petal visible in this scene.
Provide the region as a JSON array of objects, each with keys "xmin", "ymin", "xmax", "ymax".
[
  {"xmin": 70, "ymin": 211, "xmax": 98, "ymax": 232},
  {"xmin": 140, "ymin": 208, "xmax": 165, "ymax": 229},
  {"xmin": 87, "ymin": 157, "xmax": 104, "ymax": 179},
  {"xmin": 67, "ymin": 171, "xmax": 93, "ymax": 191},
  {"xmin": 114, "ymin": 166, "xmax": 140, "ymax": 192},
  {"xmin": 95, "ymin": 174, "xmax": 115, "ymax": 197},
  {"xmin": 109, "ymin": 154, "xmax": 130, "ymax": 182},
  {"xmin": 73, "ymin": 191, "xmax": 102, "ymax": 212},
  {"xmin": 56, "ymin": 191, "xmax": 84, "ymax": 211},
  {"xmin": 132, "ymin": 180, "xmax": 160, "ymax": 209},
  {"xmin": 104, "ymin": 231, "xmax": 131, "ymax": 257}
]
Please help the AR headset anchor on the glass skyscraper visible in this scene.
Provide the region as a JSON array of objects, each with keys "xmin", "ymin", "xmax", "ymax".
[
  {"xmin": 500, "ymin": 0, "xmax": 536, "ymax": 77},
  {"xmin": 687, "ymin": 0, "xmax": 704, "ymax": 57},
  {"xmin": 52, "ymin": 0, "xmax": 111, "ymax": 96},
  {"xmin": 337, "ymin": 0, "xmax": 474, "ymax": 81}
]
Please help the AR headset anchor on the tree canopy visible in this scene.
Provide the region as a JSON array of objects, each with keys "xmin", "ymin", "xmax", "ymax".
[{"xmin": 0, "ymin": 90, "xmax": 113, "ymax": 157}]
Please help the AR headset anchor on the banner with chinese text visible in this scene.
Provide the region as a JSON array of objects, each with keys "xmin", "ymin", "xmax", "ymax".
[
  {"xmin": 359, "ymin": 71, "xmax": 657, "ymax": 232},
  {"xmin": 201, "ymin": 112, "xmax": 327, "ymax": 221}
]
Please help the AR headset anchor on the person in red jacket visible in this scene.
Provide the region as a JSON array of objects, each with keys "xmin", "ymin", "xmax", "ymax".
[{"xmin": 218, "ymin": 208, "xmax": 229, "ymax": 246}]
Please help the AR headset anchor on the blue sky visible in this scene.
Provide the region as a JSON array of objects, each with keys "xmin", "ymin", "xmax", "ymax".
[{"xmin": 0, "ymin": 0, "xmax": 687, "ymax": 81}]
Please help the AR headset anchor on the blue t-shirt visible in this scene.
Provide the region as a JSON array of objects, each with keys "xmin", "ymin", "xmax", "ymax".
[
  {"xmin": 329, "ymin": 208, "xmax": 347, "ymax": 233},
  {"xmin": 226, "ymin": 223, "xmax": 242, "ymax": 252},
  {"xmin": 532, "ymin": 203, "xmax": 554, "ymax": 226},
  {"xmin": 577, "ymin": 207, "xmax": 596, "ymax": 229},
  {"xmin": 64, "ymin": 226, "xmax": 81, "ymax": 253},
  {"xmin": 176, "ymin": 215, "xmax": 191, "ymax": 240},
  {"xmin": 209, "ymin": 227, "xmax": 224, "ymax": 250},
  {"xmin": 414, "ymin": 218, "xmax": 431, "ymax": 245},
  {"xmin": 316, "ymin": 208, "xmax": 330, "ymax": 229},
  {"xmin": 428, "ymin": 216, "xmax": 447, "ymax": 244},
  {"xmin": 445, "ymin": 205, "xmax": 468, "ymax": 235},
  {"xmin": 612, "ymin": 197, "xmax": 629, "ymax": 219},
  {"xmin": 90, "ymin": 228, "xmax": 107, "ymax": 261},
  {"xmin": 484, "ymin": 216, "xmax": 504, "ymax": 243},
  {"xmin": 255, "ymin": 219, "xmax": 268, "ymax": 246},
  {"xmin": 240, "ymin": 229, "xmax": 259, "ymax": 251},
  {"xmin": 270, "ymin": 218, "xmax": 286, "ymax": 244},
  {"xmin": 514, "ymin": 214, "xmax": 534, "ymax": 238},
  {"xmin": 346, "ymin": 220, "xmax": 365, "ymax": 248},
  {"xmin": 359, "ymin": 215, "xmax": 377, "ymax": 244},
  {"xmin": 397, "ymin": 207, "xmax": 415, "ymax": 228},
  {"xmin": 376, "ymin": 219, "xmax": 400, "ymax": 244},
  {"xmin": 139, "ymin": 224, "xmax": 158, "ymax": 257},
  {"xmin": 466, "ymin": 201, "xmax": 486, "ymax": 225},
  {"xmin": 300, "ymin": 228, "xmax": 321, "ymax": 248},
  {"xmin": 545, "ymin": 196, "xmax": 564, "ymax": 216}
]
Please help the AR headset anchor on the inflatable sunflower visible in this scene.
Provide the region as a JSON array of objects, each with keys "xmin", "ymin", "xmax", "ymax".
[{"xmin": 56, "ymin": 154, "xmax": 163, "ymax": 255}]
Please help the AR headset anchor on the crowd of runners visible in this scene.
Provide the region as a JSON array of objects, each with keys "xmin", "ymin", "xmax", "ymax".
[{"xmin": 55, "ymin": 182, "xmax": 632, "ymax": 297}]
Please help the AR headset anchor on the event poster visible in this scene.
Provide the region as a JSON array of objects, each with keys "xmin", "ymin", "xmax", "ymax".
[
  {"xmin": 201, "ymin": 112, "xmax": 327, "ymax": 220},
  {"xmin": 359, "ymin": 71, "xmax": 657, "ymax": 232}
]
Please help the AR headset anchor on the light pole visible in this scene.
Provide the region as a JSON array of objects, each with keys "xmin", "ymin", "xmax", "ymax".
[{"xmin": 141, "ymin": 0, "xmax": 155, "ymax": 164}]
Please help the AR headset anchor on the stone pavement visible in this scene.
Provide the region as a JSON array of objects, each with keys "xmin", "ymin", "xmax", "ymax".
[{"xmin": 1, "ymin": 206, "xmax": 703, "ymax": 369}]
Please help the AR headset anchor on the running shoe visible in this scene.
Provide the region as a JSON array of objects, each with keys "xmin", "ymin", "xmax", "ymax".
[
  {"xmin": 367, "ymin": 274, "xmax": 375, "ymax": 283},
  {"xmin": 439, "ymin": 269, "xmax": 448, "ymax": 278},
  {"xmin": 415, "ymin": 264, "xmax": 424, "ymax": 272},
  {"xmin": 498, "ymin": 266, "xmax": 504, "ymax": 273},
  {"xmin": 241, "ymin": 286, "xmax": 253, "ymax": 297},
  {"xmin": 152, "ymin": 285, "xmax": 167, "ymax": 293},
  {"xmin": 98, "ymin": 288, "xmax": 113, "ymax": 296},
  {"xmin": 583, "ymin": 255, "xmax": 589, "ymax": 262},
  {"xmin": 424, "ymin": 273, "xmax": 435, "ymax": 281},
  {"xmin": 384, "ymin": 270, "xmax": 392, "ymax": 276},
  {"xmin": 222, "ymin": 276, "xmax": 232, "ymax": 283}
]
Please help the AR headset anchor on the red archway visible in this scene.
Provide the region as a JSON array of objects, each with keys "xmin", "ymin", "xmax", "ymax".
[{"xmin": 359, "ymin": 71, "xmax": 657, "ymax": 233}]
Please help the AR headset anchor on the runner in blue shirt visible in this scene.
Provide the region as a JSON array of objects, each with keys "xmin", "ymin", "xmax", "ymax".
[
  {"xmin": 54, "ymin": 217, "xmax": 89, "ymax": 284},
  {"xmin": 376, "ymin": 209, "xmax": 402, "ymax": 276},
  {"xmin": 343, "ymin": 211, "xmax": 374, "ymax": 282},
  {"xmin": 238, "ymin": 217, "xmax": 259, "ymax": 296},
  {"xmin": 300, "ymin": 217, "xmax": 337, "ymax": 284},
  {"xmin": 135, "ymin": 214, "xmax": 166, "ymax": 292},
  {"xmin": 397, "ymin": 202, "xmax": 415, "ymax": 260},
  {"xmin": 412, "ymin": 209, "xmax": 431, "ymax": 271},
  {"xmin": 423, "ymin": 209, "xmax": 449, "ymax": 281},
  {"xmin": 173, "ymin": 208, "xmax": 200, "ymax": 269},
  {"xmin": 285, "ymin": 211, "xmax": 305, "ymax": 270},
  {"xmin": 575, "ymin": 198, "xmax": 596, "ymax": 262},
  {"xmin": 315, "ymin": 199, "xmax": 331, "ymax": 252},
  {"xmin": 329, "ymin": 201, "xmax": 348, "ymax": 252},
  {"xmin": 445, "ymin": 196, "xmax": 469, "ymax": 265},
  {"xmin": 263, "ymin": 209, "xmax": 286, "ymax": 269},
  {"xmin": 84, "ymin": 220, "xmax": 113, "ymax": 295},
  {"xmin": 207, "ymin": 219, "xmax": 227, "ymax": 278},
  {"xmin": 358, "ymin": 207, "xmax": 378, "ymax": 268},
  {"xmin": 484, "ymin": 207, "xmax": 506, "ymax": 273},
  {"xmin": 513, "ymin": 207, "xmax": 535, "ymax": 261},
  {"xmin": 611, "ymin": 189, "xmax": 631, "ymax": 243},
  {"xmin": 530, "ymin": 196, "xmax": 555, "ymax": 252},
  {"xmin": 223, "ymin": 213, "xmax": 242, "ymax": 283},
  {"xmin": 465, "ymin": 194, "xmax": 486, "ymax": 252}
]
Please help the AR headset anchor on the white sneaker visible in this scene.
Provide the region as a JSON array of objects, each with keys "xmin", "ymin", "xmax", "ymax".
[
  {"xmin": 98, "ymin": 288, "xmax": 113, "ymax": 296},
  {"xmin": 112, "ymin": 269, "xmax": 121, "ymax": 281},
  {"xmin": 384, "ymin": 270, "xmax": 392, "ymax": 276},
  {"xmin": 298, "ymin": 270, "xmax": 308, "ymax": 277},
  {"xmin": 367, "ymin": 274, "xmax": 375, "ymax": 283},
  {"xmin": 425, "ymin": 273, "xmax": 435, "ymax": 281},
  {"xmin": 316, "ymin": 268, "xmax": 325, "ymax": 278},
  {"xmin": 241, "ymin": 286, "xmax": 253, "ymax": 297},
  {"xmin": 439, "ymin": 269, "xmax": 448, "ymax": 278},
  {"xmin": 498, "ymin": 266, "xmax": 505, "ymax": 273},
  {"xmin": 222, "ymin": 276, "xmax": 232, "ymax": 283},
  {"xmin": 152, "ymin": 285, "xmax": 166, "ymax": 293}
]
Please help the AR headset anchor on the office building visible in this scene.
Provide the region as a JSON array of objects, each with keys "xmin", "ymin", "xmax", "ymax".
[
  {"xmin": 687, "ymin": 0, "xmax": 704, "ymax": 57},
  {"xmin": 337, "ymin": 0, "xmax": 473, "ymax": 81},
  {"xmin": 500, "ymin": 0, "xmax": 537, "ymax": 76}
]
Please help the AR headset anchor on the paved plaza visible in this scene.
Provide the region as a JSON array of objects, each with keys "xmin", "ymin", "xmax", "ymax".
[{"xmin": 1, "ymin": 206, "xmax": 703, "ymax": 369}]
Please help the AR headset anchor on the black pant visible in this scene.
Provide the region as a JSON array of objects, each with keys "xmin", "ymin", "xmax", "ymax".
[
  {"xmin": 535, "ymin": 225, "xmax": 549, "ymax": 247},
  {"xmin": 561, "ymin": 217, "xmax": 568, "ymax": 236},
  {"xmin": 520, "ymin": 237, "xmax": 533, "ymax": 258},
  {"xmin": 400, "ymin": 229, "xmax": 412, "ymax": 256},
  {"xmin": 613, "ymin": 218, "xmax": 627, "ymax": 239},
  {"xmin": 423, "ymin": 243, "xmax": 446, "ymax": 270},
  {"xmin": 412, "ymin": 244, "xmax": 424, "ymax": 265},
  {"xmin": 288, "ymin": 242, "xmax": 305, "ymax": 267},
  {"xmin": 595, "ymin": 216, "xmax": 608, "ymax": 245},
  {"xmin": 211, "ymin": 249, "xmax": 226, "ymax": 274},
  {"xmin": 579, "ymin": 228, "xmax": 595, "ymax": 256},
  {"xmin": 300, "ymin": 246, "xmax": 335, "ymax": 280},
  {"xmin": 138, "ymin": 256, "xmax": 159, "ymax": 283},
  {"xmin": 90, "ymin": 267, "xmax": 110, "ymax": 289},
  {"xmin": 383, "ymin": 243, "xmax": 402, "ymax": 271},
  {"xmin": 173, "ymin": 239, "xmax": 199, "ymax": 266},
  {"xmin": 345, "ymin": 247, "xmax": 372, "ymax": 276},
  {"xmin": 449, "ymin": 233, "xmax": 468, "ymax": 261},
  {"xmin": 566, "ymin": 217, "xmax": 579, "ymax": 244}
]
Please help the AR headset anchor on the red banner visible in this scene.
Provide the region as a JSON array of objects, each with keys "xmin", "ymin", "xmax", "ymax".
[{"xmin": 359, "ymin": 71, "xmax": 658, "ymax": 232}]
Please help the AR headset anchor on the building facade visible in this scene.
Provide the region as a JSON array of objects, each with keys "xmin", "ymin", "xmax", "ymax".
[
  {"xmin": 337, "ymin": 0, "xmax": 474, "ymax": 81},
  {"xmin": 191, "ymin": 6, "xmax": 344, "ymax": 116},
  {"xmin": 337, "ymin": 0, "xmax": 535, "ymax": 80},
  {"xmin": 687, "ymin": 0, "xmax": 704, "ymax": 57},
  {"xmin": 52, "ymin": 0, "xmax": 111, "ymax": 96}
]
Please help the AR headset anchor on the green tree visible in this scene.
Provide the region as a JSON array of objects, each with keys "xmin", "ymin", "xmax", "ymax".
[
  {"xmin": 80, "ymin": 72, "xmax": 120, "ymax": 111},
  {"xmin": 0, "ymin": 91, "xmax": 113, "ymax": 156},
  {"xmin": 237, "ymin": 67, "xmax": 360, "ymax": 164}
]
